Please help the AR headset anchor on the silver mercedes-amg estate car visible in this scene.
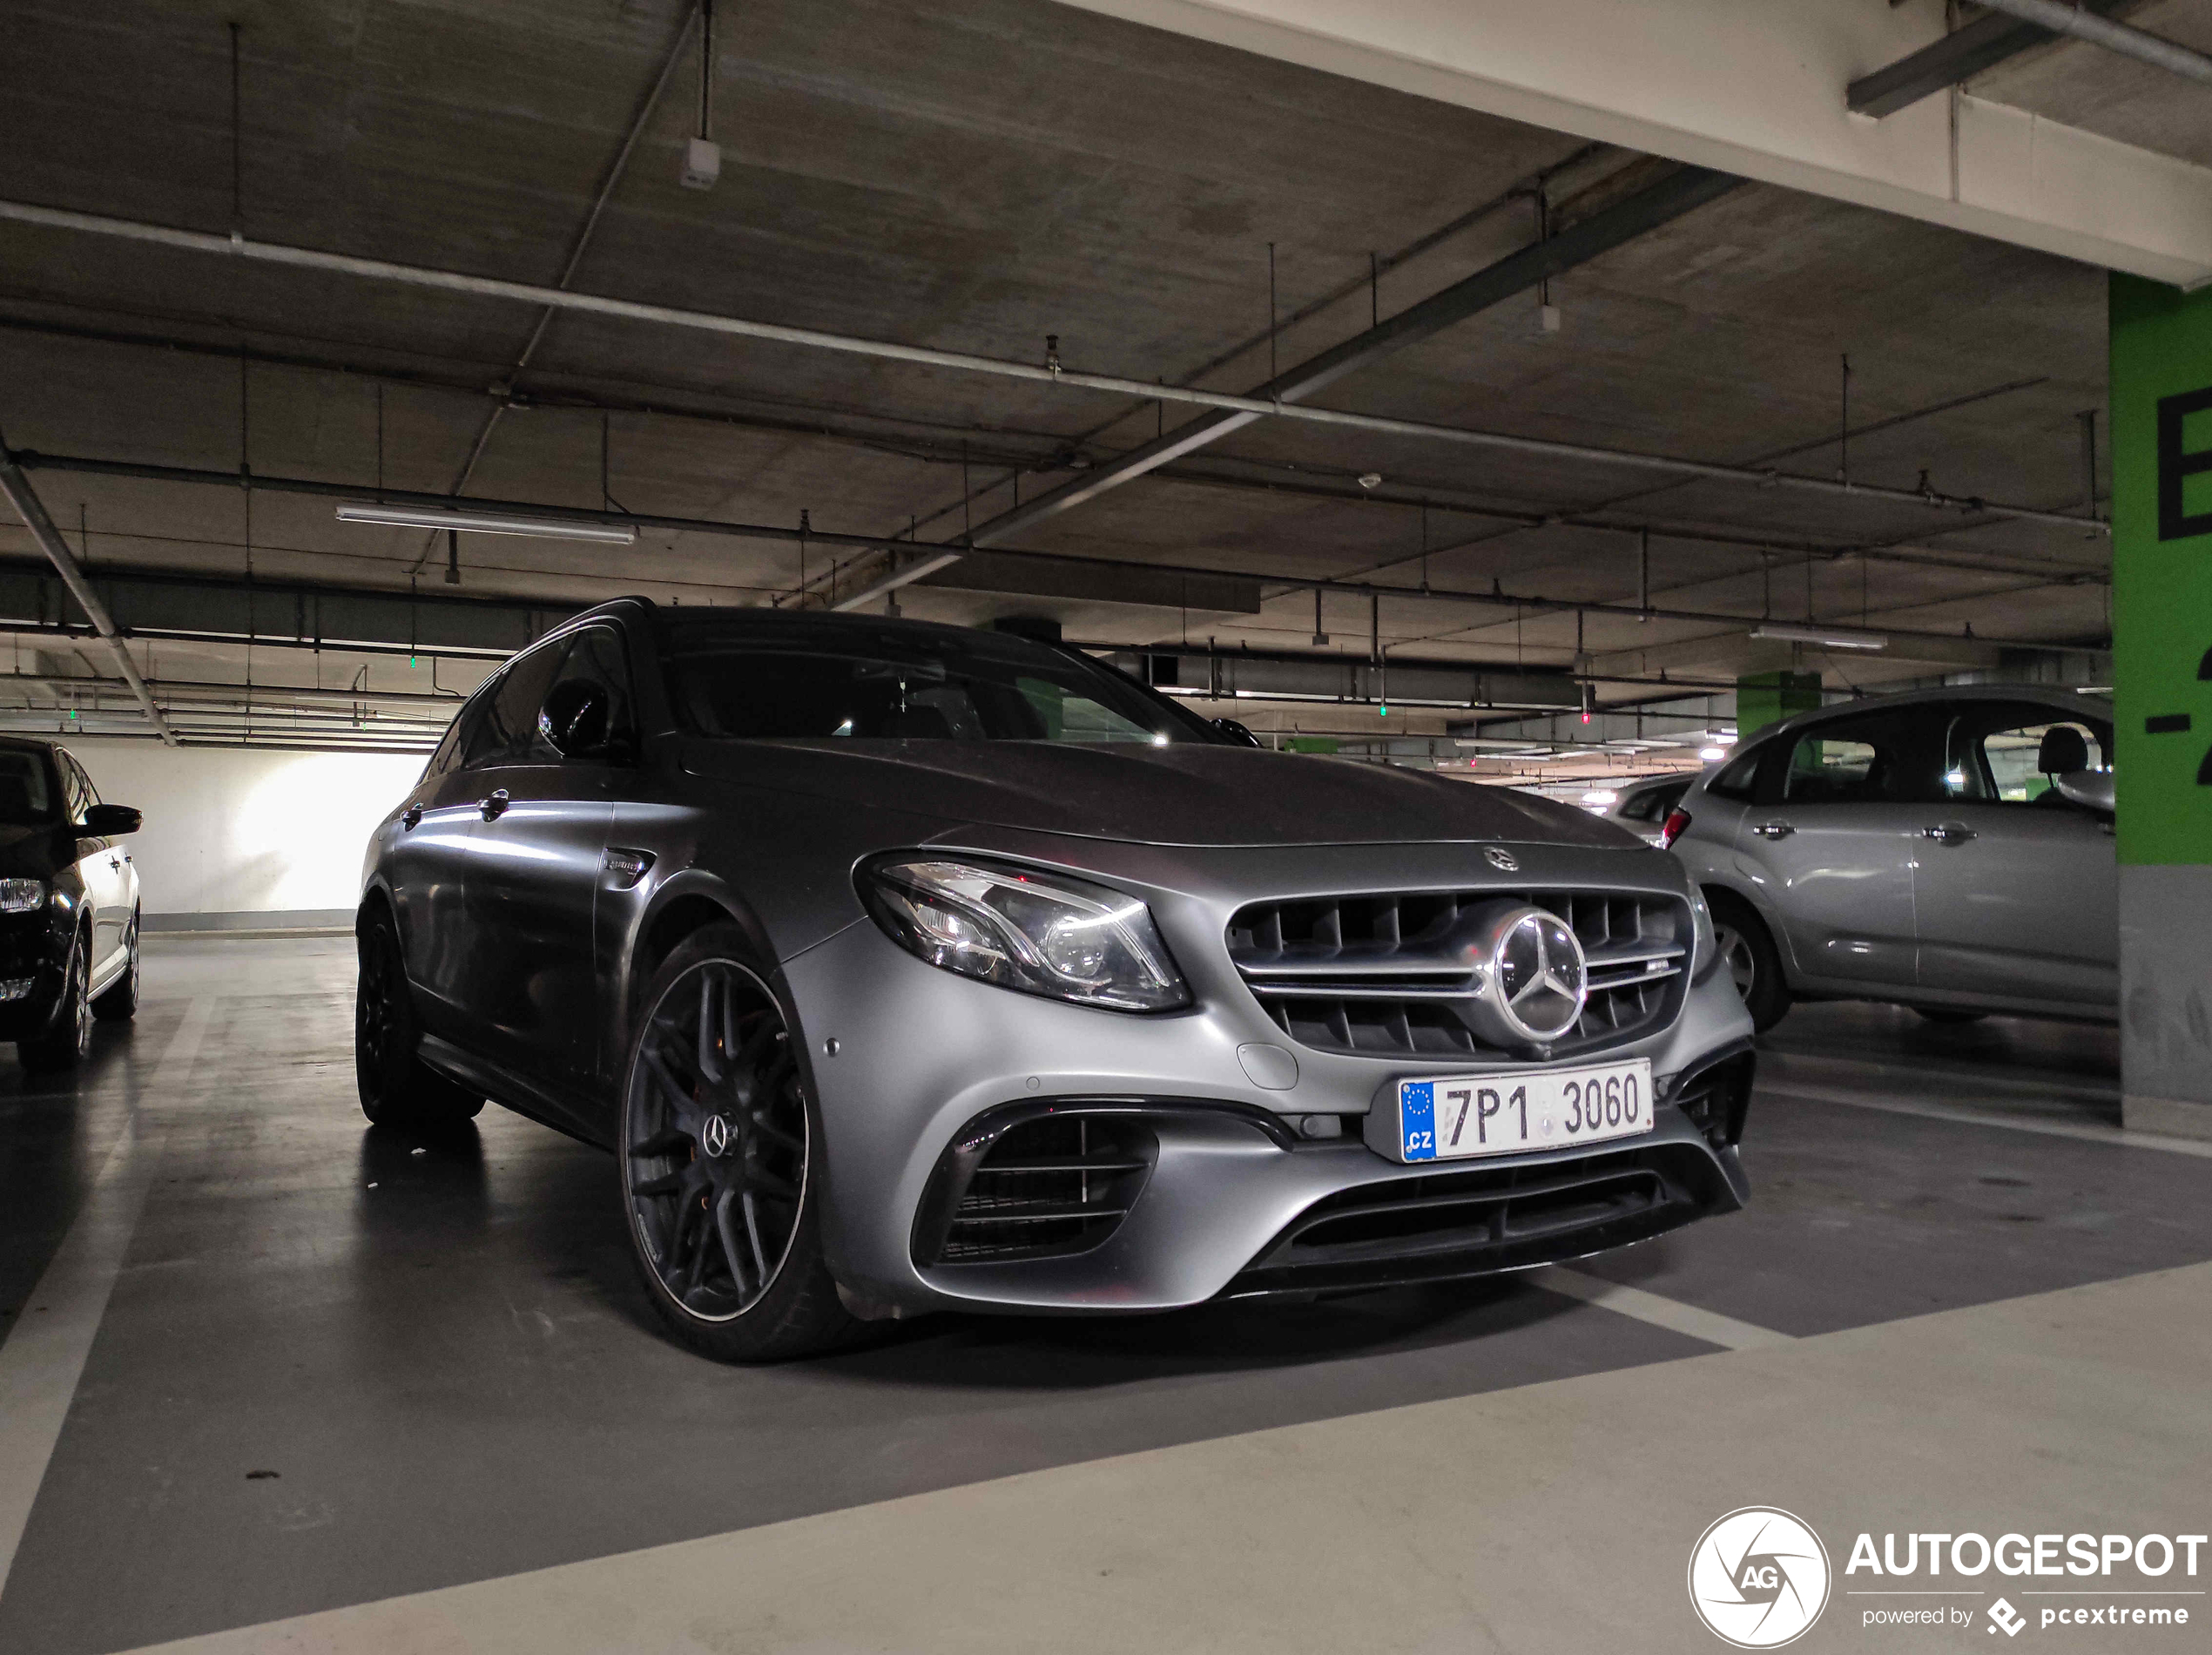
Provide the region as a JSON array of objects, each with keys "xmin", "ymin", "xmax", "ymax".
[{"xmin": 356, "ymin": 598, "xmax": 1755, "ymax": 1361}]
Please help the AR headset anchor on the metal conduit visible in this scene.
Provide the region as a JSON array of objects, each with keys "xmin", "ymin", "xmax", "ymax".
[
  {"xmin": 0, "ymin": 199, "xmax": 2102, "ymax": 536},
  {"xmin": 1979, "ymin": 0, "xmax": 2212, "ymax": 84},
  {"xmin": 0, "ymin": 450, "xmax": 176, "ymax": 744}
]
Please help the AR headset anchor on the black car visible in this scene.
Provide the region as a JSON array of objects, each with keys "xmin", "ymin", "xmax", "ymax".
[
  {"xmin": 357, "ymin": 600, "xmax": 1750, "ymax": 1362},
  {"xmin": 0, "ymin": 738, "xmax": 143, "ymax": 1071}
]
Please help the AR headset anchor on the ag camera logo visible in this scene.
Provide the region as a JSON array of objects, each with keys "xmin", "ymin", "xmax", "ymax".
[{"xmin": 1689, "ymin": 1507, "xmax": 1832, "ymax": 1647}]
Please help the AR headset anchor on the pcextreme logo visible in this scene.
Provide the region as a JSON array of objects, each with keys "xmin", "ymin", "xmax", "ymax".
[{"xmin": 1688, "ymin": 1507, "xmax": 1833, "ymax": 1648}]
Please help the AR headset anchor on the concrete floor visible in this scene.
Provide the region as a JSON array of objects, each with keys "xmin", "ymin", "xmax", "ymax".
[{"xmin": 0, "ymin": 938, "xmax": 2203, "ymax": 1654}]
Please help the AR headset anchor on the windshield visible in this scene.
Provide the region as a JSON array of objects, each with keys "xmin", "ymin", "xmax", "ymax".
[
  {"xmin": 665, "ymin": 619, "xmax": 1211, "ymax": 745},
  {"xmin": 0, "ymin": 748, "xmax": 57, "ymax": 826}
]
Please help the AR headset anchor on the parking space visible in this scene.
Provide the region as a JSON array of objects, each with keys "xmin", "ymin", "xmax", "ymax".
[{"xmin": 0, "ymin": 939, "xmax": 2200, "ymax": 1654}]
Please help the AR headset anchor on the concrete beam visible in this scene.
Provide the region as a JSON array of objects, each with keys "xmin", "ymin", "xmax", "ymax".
[{"xmin": 1052, "ymin": 0, "xmax": 2212, "ymax": 287}]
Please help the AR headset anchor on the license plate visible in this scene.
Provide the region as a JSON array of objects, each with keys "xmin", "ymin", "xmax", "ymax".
[{"xmin": 1388, "ymin": 1059, "xmax": 1654, "ymax": 1163}]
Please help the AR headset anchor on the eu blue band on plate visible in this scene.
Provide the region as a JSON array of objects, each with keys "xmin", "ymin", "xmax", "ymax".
[{"xmin": 1400, "ymin": 1079, "xmax": 1435, "ymax": 1161}]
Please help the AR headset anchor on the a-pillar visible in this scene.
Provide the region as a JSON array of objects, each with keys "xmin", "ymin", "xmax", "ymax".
[{"xmin": 2112, "ymin": 274, "xmax": 2212, "ymax": 1138}]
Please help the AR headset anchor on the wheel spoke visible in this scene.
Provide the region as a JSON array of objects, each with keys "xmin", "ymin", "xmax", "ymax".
[
  {"xmin": 696, "ymin": 973, "xmax": 724, "ymax": 1084},
  {"xmin": 740, "ymin": 1191, "xmax": 771, "ymax": 1280},
  {"xmin": 741, "ymin": 1165, "xmax": 800, "ymax": 1203},
  {"xmin": 713, "ymin": 1188, "xmax": 750, "ymax": 1297},
  {"xmin": 745, "ymin": 1109, "xmax": 804, "ymax": 1152},
  {"xmin": 631, "ymin": 1171, "xmax": 685, "ymax": 1199},
  {"xmin": 631, "ymin": 1127, "xmax": 691, "ymax": 1158}
]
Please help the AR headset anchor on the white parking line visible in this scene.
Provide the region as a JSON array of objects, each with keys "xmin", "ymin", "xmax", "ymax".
[
  {"xmin": 1525, "ymin": 1265, "xmax": 1794, "ymax": 1350},
  {"xmin": 1763, "ymin": 1084, "xmax": 2212, "ymax": 1159},
  {"xmin": 0, "ymin": 996, "xmax": 215, "ymax": 1596}
]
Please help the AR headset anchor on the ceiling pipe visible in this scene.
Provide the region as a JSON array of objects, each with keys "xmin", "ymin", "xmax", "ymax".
[
  {"xmin": 1976, "ymin": 0, "xmax": 2212, "ymax": 85},
  {"xmin": 0, "ymin": 198, "xmax": 2103, "ymax": 537},
  {"xmin": 408, "ymin": 2, "xmax": 705, "ymax": 577},
  {"xmin": 0, "ymin": 456, "xmax": 2097, "ymax": 659},
  {"xmin": 836, "ymin": 164, "xmax": 1748, "ymax": 610},
  {"xmin": 0, "ymin": 448, "xmax": 176, "ymax": 745}
]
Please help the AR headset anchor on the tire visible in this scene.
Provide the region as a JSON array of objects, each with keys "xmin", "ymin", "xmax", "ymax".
[
  {"xmin": 1914, "ymin": 1007, "xmax": 1987, "ymax": 1026},
  {"xmin": 1706, "ymin": 892, "xmax": 1791, "ymax": 1033},
  {"xmin": 20, "ymin": 932, "xmax": 92, "ymax": 1074},
  {"xmin": 354, "ymin": 908, "xmax": 484, "ymax": 1128},
  {"xmin": 91, "ymin": 909, "xmax": 139, "ymax": 1022},
  {"xmin": 617, "ymin": 924, "xmax": 855, "ymax": 1363}
]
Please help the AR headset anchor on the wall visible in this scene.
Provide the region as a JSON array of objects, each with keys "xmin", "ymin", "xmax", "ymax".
[
  {"xmin": 65, "ymin": 737, "xmax": 428, "ymax": 929},
  {"xmin": 2111, "ymin": 273, "xmax": 2212, "ymax": 1139}
]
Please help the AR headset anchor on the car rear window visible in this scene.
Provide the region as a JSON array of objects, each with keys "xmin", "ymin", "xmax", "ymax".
[{"xmin": 666, "ymin": 625, "xmax": 1206, "ymax": 745}]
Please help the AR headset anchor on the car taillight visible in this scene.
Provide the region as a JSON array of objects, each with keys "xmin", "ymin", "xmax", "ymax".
[{"xmin": 1660, "ymin": 808, "xmax": 1691, "ymax": 849}]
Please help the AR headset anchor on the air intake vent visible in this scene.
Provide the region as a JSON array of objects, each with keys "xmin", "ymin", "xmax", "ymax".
[
  {"xmin": 1227, "ymin": 888, "xmax": 1689, "ymax": 1060},
  {"xmin": 914, "ymin": 1109, "xmax": 1158, "ymax": 1267}
]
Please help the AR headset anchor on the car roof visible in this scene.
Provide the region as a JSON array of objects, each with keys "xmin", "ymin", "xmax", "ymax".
[{"xmin": 1736, "ymin": 682, "xmax": 2109, "ymax": 748}]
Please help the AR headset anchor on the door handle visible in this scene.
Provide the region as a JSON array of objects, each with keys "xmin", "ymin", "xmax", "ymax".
[
  {"xmin": 1922, "ymin": 822, "xmax": 1977, "ymax": 846},
  {"xmin": 1750, "ymin": 821, "xmax": 1795, "ymax": 840},
  {"xmin": 478, "ymin": 790, "xmax": 510, "ymax": 821},
  {"xmin": 401, "ymin": 804, "xmax": 423, "ymax": 830}
]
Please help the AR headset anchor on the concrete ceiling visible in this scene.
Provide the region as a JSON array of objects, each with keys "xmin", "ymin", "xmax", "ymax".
[{"xmin": 0, "ymin": 0, "xmax": 2182, "ymax": 757}]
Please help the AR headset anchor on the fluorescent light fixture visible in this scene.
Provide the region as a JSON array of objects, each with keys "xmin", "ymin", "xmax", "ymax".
[
  {"xmin": 1581, "ymin": 790, "xmax": 1618, "ymax": 807},
  {"xmin": 335, "ymin": 503, "xmax": 638, "ymax": 544},
  {"xmin": 1699, "ymin": 746, "xmax": 1727, "ymax": 761},
  {"xmin": 1750, "ymin": 623, "xmax": 1886, "ymax": 652}
]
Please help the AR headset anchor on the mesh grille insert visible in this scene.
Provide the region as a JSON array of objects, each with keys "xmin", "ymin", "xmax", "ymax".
[
  {"xmin": 930, "ymin": 1113, "xmax": 1156, "ymax": 1265},
  {"xmin": 1227, "ymin": 887, "xmax": 1691, "ymax": 1060}
]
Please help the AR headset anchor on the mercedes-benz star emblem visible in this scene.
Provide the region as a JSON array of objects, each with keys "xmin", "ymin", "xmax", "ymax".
[
  {"xmin": 1491, "ymin": 908, "xmax": 1587, "ymax": 1043},
  {"xmin": 699, "ymin": 1114, "xmax": 735, "ymax": 1158},
  {"xmin": 1483, "ymin": 846, "xmax": 1519, "ymax": 872}
]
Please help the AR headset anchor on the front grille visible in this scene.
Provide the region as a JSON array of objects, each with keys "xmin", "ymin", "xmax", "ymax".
[
  {"xmin": 914, "ymin": 1110, "xmax": 1157, "ymax": 1266},
  {"xmin": 1227, "ymin": 888, "xmax": 1690, "ymax": 1060},
  {"xmin": 1224, "ymin": 1141, "xmax": 1732, "ymax": 1297}
]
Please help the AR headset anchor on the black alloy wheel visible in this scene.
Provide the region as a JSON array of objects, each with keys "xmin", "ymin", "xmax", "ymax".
[
  {"xmin": 20, "ymin": 935, "xmax": 91, "ymax": 1074},
  {"xmin": 618, "ymin": 927, "xmax": 853, "ymax": 1361},
  {"xmin": 1706, "ymin": 893, "xmax": 1790, "ymax": 1033},
  {"xmin": 92, "ymin": 909, "xmax": 139, "ymax": 1022},
  {"xmin": 354, "ymin": 909, "xmax": 483, "ymax": 1128}
]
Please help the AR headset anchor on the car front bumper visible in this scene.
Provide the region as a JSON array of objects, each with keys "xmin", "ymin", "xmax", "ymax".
[{"xmin": 779, "ymin": 835, "xmax": 1757, "ymax": 1317}]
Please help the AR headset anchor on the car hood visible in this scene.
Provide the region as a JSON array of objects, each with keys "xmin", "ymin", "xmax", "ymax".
[{"xmin": 681, "ymin": 739, "xmax": 1643, "ymax": 849}]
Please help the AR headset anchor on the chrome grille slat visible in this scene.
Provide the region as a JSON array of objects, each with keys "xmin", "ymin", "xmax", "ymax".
[{"xmin": 1226, "ymin": 886, "xmax": 1691, "ymax": 1061}]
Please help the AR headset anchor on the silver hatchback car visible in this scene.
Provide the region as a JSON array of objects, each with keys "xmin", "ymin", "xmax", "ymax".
[{"xmin": 1663, "ymin": 685, "xmax": 2114, "ymax": 1031}]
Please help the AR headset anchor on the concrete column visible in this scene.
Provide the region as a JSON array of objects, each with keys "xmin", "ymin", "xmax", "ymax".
[
  {"xmin": 1734, "ymin": 670, "xmax": 1820, "ymax": 737},
  {"xmin": 2112, "ymin": 274, "xmax": 2212, "ymax": 1138}
]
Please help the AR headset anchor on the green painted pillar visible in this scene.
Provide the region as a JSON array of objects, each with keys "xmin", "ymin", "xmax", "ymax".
[
  {"xmin": 1734, "ymin": 670, "xmax": 1821, "ymax": 737},
  {"xmin": 2112, "ymin": 274, "xmax": 2212, "ymax": 1138}
]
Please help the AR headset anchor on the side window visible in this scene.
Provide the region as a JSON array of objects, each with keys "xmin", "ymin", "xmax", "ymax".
[
  {"xmin": 1706, "ymin": 742, "xmax": 1766, "ymax": 801},
  {"xmin": 1948, "ymin": 706, "xmax": 2111, "ymax": 805},
  {"xmin": 421, "ymin": 717, "xmax": 465, "ymax": 782},
  {"xmin": 55, "ymin": 752, "xmax": 90, "ymax": 823},
  {"xmin": 1778, "ymin": 711, "xmax": 1939, "ymax": 805},
  {"xmin": 450, "ymin": 682, "xmax": 507, "ymax": 772},
  {"xmin": 533, "ymin": 627, "xmax": 634, "ymax": 761},
  {"xmin": 472, "ymin": 641, "xmax": 570, "ymax": 767}
]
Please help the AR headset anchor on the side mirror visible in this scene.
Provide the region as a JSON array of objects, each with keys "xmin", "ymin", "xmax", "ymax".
[
  {"xmin": 539, "ymin": 681, "xmax": 630, "ymax": 761},
  {"xmin": 1211, "ymin": 717, "xmax": 1262, "ymax": 748},
  {"xmin": 82, "ymin": 803, "xmax": 141, "ymax": 836},
  {"xmin": 2052, "ymin": 769, "xmax": 2114, "ymax": 814}
]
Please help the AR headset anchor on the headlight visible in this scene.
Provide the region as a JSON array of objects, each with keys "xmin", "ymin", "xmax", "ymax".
[
  {"xmin": 1689, "ymin": 886, "xmax": 1717, "ymax": 983},
  {"xmin": 0, "ymin": 879, "xmax": 45, "ymax": 914},
  {"xmin": 859, "ymin": 857, "xmax": 1190, "ymax": 1012}
]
